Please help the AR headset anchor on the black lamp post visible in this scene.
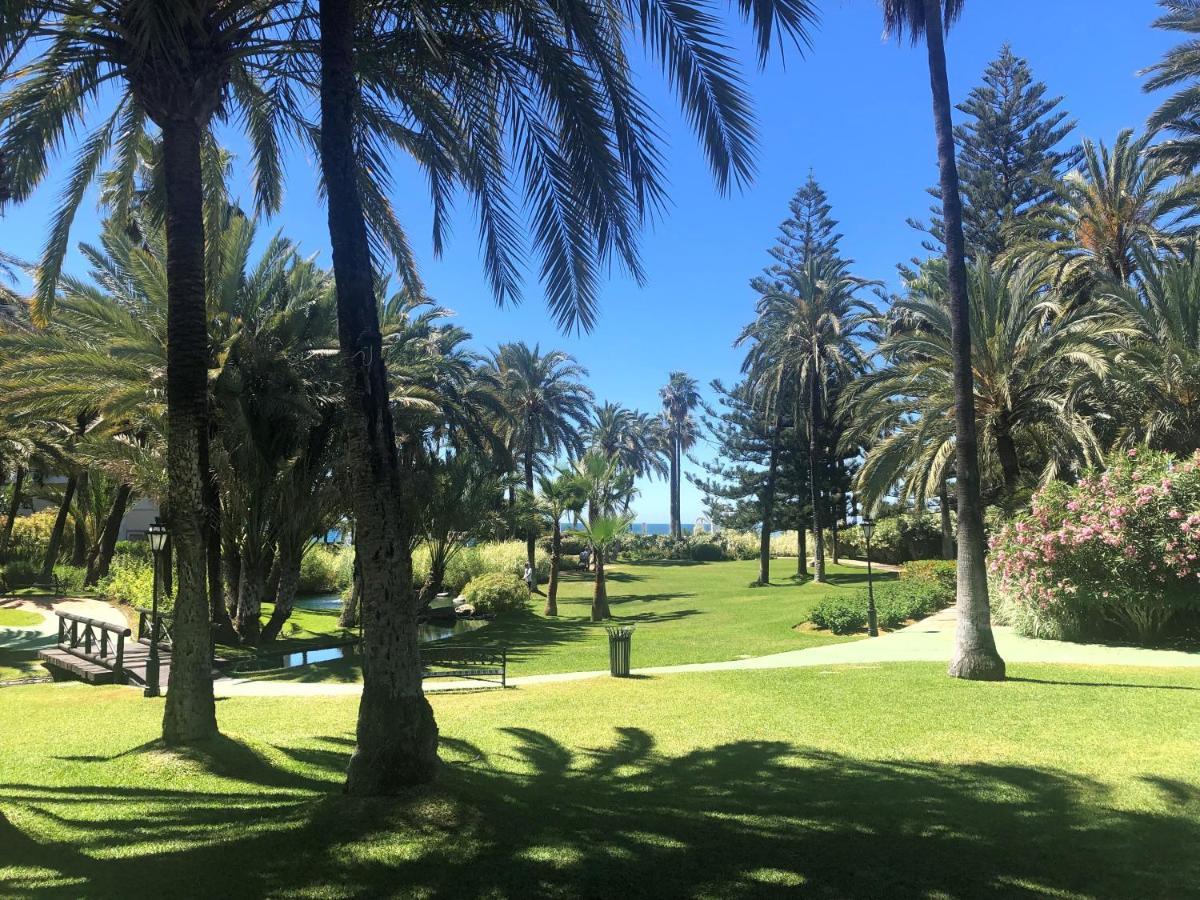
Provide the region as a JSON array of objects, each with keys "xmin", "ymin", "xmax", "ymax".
[
  {"xmin": 145, "ymin": 520, "xmax": 168, "ymax": 698},
  {"xmin": 862, "ymin": 517, "xmax": 878, "ymax": 637}
]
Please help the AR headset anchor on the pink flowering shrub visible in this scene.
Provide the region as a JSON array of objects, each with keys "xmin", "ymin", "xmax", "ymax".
[{"xmin": 989, "ymin": 448, "xmax": 1200, "ymax": 644}]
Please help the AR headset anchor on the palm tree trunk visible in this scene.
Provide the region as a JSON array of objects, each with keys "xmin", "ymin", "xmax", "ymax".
[
  {"xmin": 591, "ymin": 546, "xmax": 610, "ymax": 621},
  {"xmin": 159, "ymin": 116, "xmax": 219, "ymax": 743},
  {"xmin": 670, "ymin": 440, "xmax": 681, "ymax": 539},
  {"xmin": 70, "ymin": 471, "xmax": 88, "ymax": 567},
  {"xmin": 923, "ymin": 0, "xmax": 1004, "ymax": 681},
  {"xmin": 524, "ymin": 450, "xmax": 537, "ymax": 591},
  {"xmin": 223, "ymin": 530, "xmax": 241, "ymax": 623},
  {"xmin": 339, "ymin": 547, "xmax": 362, "ymax": 628},
  {"xmin": 830, "ymin": 515, "xmax": 840, "ymax": 565},
  {"xmin": 320, "ymin": 0, "xmax": 437, "ymax": 793},
  {"xmin": 41, "ymin": 475, "xmax": 76, "ymax": 581},
  {"xmin": 1, "ymin": 466, "xmax": 25, "ymax": 562},
  {"xmin": 939, "ymin": 476, "xmax": 954, "ymax": 560},
  {"xmin": 261, "ymin": 544, "xmax": 302, "ymax": 643},
  {"xmin": 235, "ymin": 550, "xmax": 267, "ymax": 645},
  {"xmin": 808, "ymin": 376, "xmax": 826, "ymax": 583},
  {"xmin": 202, "ymin": 433, "xmax": 233, "ymax": 641},
  {"xmin": 797, "ymin": 528, "xmax": 808, "ymax": 577},
  {"xmin": 545, "ymin": 520, "xmax": 561, "ymax": 616},
  {"xmin": 758, "ymin": 421, "xmax": 781, "ymax": 585},
  {"xmin": 85, "ymin": 482, "xmax": 131, "ymax": 586},
  {"xmin": 996, "ymin": 426, "xmax": 1020, "ymax": 502}
]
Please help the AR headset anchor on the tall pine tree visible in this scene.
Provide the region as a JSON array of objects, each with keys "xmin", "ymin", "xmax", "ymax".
[{"xmin": 912, "ymin": 45, "xmax": 1080, "ymax": 257}]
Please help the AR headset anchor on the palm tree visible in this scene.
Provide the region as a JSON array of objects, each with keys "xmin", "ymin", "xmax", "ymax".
[
  {"xmin": 880, "ymin": 0, "xmax": 1003, "ymax": 680},
  {"xmin": 575, "ymin": 450, "xmax": 636, "ymax": 621},
  {"xmin": 1006, "ymin": 130, "xmax": 1200, "ymax": 290},
  {"xmin": 537, "ymin": 468, "xmax": 586, "ymax": 616},
  {"xmin": 312, "ymin": 0, "xmax": 816, "ymax": 793},
  {"xmin": 492, "ymin": 343, "xmax": 594, "ymax": 582},
  {"xmin": 846, "ymin": 259, "xmax": 1130, "ymax": 513},
  {"xmin": 659, "ymin": 372, "xmax": 701, "ymax": 539},
  {"xmin": 589, "ymin": 402, "xmax": 669, "ymax": 482},
  {"xmin": 1, "ymin": 1, "xmax": 306, "ymax": 743},
  {"xmin": 1105, "ymin": 247, "xmax": 1200, "ymax": 454},
  {"xmin": 1144, "ymin": 0, "xmax": 1200, "ymax": 174},
  {"xmin": 738, "ymin": 256, "xmax": 874, "ymax": 584}
]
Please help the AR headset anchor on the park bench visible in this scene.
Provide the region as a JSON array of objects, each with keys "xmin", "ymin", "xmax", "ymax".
[{"xmin": 420, "ymin": 645, "xmax": 507, "ymax": 688}]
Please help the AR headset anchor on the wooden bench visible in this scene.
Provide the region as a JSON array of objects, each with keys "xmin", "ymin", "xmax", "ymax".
[{"xmin": 420, "ymin": 645, "xmax": 506, "ymax": 687}]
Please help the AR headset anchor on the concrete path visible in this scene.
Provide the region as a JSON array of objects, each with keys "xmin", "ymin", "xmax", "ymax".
[
  {"xmin": 1, "ymin": 595, "xmax": 129, "ymax": 651},
  {"xmin": 212, "ymin": 604, "xmax": 1200, "ymax": 698}
]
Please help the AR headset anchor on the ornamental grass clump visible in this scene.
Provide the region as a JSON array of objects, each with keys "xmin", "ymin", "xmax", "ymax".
[{"xmin": 990, "ymin": 449, "xmax": 1200, "ymax": 644}]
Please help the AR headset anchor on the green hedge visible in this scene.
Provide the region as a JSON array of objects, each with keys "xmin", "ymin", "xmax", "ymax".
[
  {"xmin": 838, "ymin": 515, "xmax": 945, "ymax": 565},
  {"xmin": 809, "ymin": 561, "xmax": 956, "ymax": 634}
]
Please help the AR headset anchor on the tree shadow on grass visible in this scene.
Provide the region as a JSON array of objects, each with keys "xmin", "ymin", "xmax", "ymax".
[
  {"xmin": 1008, "ymin": 676, "xmax": 1200, "ymax": 691},
  {"xmin": 2, "ymin": 723, "xmax": 1197, "ymax": 899}
]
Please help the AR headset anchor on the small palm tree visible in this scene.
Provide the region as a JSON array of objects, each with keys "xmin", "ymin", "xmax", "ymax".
[
  {"xmin": 537, "ymin": 469, "xmax": 587, "ymax": 616},
  {"xmin": 575, "ymin": 450, "xmax": 636, "ymax": 621},
  {"xmin": 659, "ymin": 372, "xmax": 701, "ymax": 539},
  {"xmin": 582, "ymin": 512, "xmax": 636, "ymax": 624}
]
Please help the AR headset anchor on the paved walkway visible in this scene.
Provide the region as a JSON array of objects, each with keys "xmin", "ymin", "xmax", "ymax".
[
  {"xmin": 1, "ymin": 596, "xmax": 129, "ymax": 651},
  {"xmin": 213, "ymin": 604, "xmax": 1200, "ymax": 698}
]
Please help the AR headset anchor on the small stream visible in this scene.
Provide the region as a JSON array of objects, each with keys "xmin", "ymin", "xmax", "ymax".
[{"xmin": 225, "ymin": 594, "xmax": 488, "ymax": 674}]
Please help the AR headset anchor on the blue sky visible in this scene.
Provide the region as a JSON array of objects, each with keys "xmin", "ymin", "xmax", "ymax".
[{"xmin": 1, "ymin": 1, "xmax": 1175, "ymax": 522}]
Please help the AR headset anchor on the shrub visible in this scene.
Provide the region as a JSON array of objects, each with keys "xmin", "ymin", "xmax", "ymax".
[
  {"xmin": 839, "ymin": 514, "xmax": 944, "ymax": 564},
  {"xmin": 990, "ymin": 448, "xmax": 1200, "ymax": 645},
  {"xmin": 688, "ymin": 539, "xmax": 725, "ymax": 562},
  {"xmin": 412, "ymin": 540, "xmax": 548, "ymax": 596},
  {"xmin": 715, "ymin": 530, "xmax": 759, "ymax": 561},
  {"xmin": 809, "ymin": 577, "xmax": 952, "ymax": 634},
  {"xmin": 461, "ymin": 572, "xmax": 530, "ymax": 614},
  {"xmin": 900, "ymin": 559, "xmax": 956, "ymax": 606},
  {"xmin": 98, "ymin": 557, "xmax": 171, "ymax": 611},
  {"xmin": 7, "ymin": 508, "xmax": 73, "ymax": 563},
  {"xmin": 297, "ymin": 544, "xmax": 352, "ymax": 594},
  {"xmin": 52, "ymin": 565, "xmax": 87, "ymax": 594},
  {"xmin": 2, "ymin": 558, "xmax": 39, "ymax": 589},
  {"xmin": 112, "ymin": 540, "xmax": 152, "ymax": 562},
  {"xmin": 809, "ymin": 595, "xmax": 867, "ymax": 634}
]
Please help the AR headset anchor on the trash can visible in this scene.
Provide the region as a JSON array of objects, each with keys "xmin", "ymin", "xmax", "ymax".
[{"xmin": 606, "ymin": 625, "xmax": 635, "ymax": 677}]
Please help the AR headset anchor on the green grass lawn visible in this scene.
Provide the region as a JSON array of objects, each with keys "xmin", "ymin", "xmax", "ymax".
[
  {"xmin": 260, "ymin": 559, "xmax": 888, "ymax": 682},
  {"xmin": 1, "ymin": 662, "xmax": 1197, "ymax": 897},
  {"xmin": 0, "ymin": 608, "xmax": 42, "ymax": 628}
]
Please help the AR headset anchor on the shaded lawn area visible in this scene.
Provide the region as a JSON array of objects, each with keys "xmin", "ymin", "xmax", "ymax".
[
  {"xmin": 2, "ymin": 662, "xmax": 1198, "ymax": 898},
  {"xmin": 262, "ymin": 559, "xmax": 887, "ymax": 683},
  {"xmin": 0, "ymin": 649, "xmax": 41, "ymax": 681}
]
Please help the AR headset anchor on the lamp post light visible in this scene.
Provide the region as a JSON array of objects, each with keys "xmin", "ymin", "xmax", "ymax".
[
  {"xmin": 861, "ymin": 517, "xmax": 878, "ymax": 637},
  {"xmin": 145, "ymin": 520, "xmax": 168, "ymax": 698}
]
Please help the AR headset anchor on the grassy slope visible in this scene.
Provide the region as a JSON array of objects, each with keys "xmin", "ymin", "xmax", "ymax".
[
  {"xmin": 262, "ymin": 559, "xmax": 889, "ymax": 682},
  {"xmin": 1, "ymin": 662, "xmax": 1198, "ymax": 897}
]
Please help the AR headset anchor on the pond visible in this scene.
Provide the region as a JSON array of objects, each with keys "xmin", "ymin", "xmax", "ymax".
[{"xmin": 225, "ymin": 596, "xmax": 488, "ymax": 675}]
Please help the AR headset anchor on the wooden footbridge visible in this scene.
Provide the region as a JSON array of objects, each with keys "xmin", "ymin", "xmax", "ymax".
[{"xmin": 38, "ymin": 609, "xmax": 215, "ymax": 687}]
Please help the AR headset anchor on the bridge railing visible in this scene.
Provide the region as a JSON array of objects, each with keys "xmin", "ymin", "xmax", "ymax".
[
  {"xmin": 56, "ymin": 611, "xmax": 131, "ymax": 684},
  {"xmin": 136, "ymin": 609, "xmax": 174, "ymax": 649}
]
